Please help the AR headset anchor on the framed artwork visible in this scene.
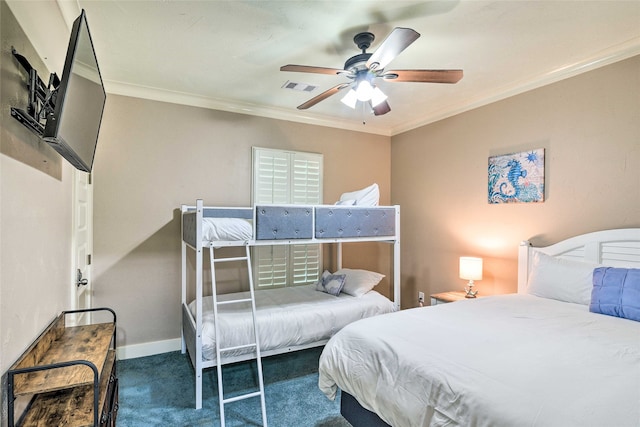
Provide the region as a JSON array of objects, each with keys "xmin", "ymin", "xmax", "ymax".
[{"xmin": 488, "ymin": 148, "xmax": 545, "ymax": 204}]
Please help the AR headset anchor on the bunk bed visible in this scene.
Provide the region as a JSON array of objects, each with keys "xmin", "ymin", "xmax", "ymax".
[
  {"xmin": 181, "ymin": 199, "xmax": 400, "ymax": 409},
  {"xmin": 318, "ymin": 228, "xmax": 640, "ymax": 427}
]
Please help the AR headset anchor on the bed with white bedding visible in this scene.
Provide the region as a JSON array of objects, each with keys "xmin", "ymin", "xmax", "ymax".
[
  {"xmin": 318, "ymin": 228, "xmax": 640, "ymax": 427},
  {"xmin": 190, "ymin": 285, "xmax": 395, "ymax": 361},
  {"xmin": 180, "ymin": 199, "xmax": 401, "ymax": 409}
]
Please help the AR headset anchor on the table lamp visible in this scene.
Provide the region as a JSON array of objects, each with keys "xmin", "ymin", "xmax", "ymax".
[{"xmin": 459, "ymin": 256, "xmax": 483, "ymax": 298}]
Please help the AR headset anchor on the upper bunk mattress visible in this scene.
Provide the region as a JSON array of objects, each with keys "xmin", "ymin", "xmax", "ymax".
[{"xmin": 188, "ymin": 285, "xmax": 396, "ymax": 361}]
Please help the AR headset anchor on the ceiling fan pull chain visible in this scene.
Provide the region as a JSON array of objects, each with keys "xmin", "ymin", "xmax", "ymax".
[{"xmin": 361, "ymin": 102, "xmax": 367, "ymax": 125}]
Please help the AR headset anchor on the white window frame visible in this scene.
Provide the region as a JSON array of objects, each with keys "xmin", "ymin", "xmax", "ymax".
[{"xmin": 251, "ymin": 147, "xmax": 323, "ymax": 288}]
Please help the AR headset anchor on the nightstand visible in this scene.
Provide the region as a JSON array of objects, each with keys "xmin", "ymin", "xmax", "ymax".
[{"xmin": 430, "ymin": 291, "xmax": 481, "ymax": 305}]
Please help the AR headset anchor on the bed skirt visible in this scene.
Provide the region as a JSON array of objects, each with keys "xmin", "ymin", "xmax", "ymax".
[{"xmin": 341, "ymin": 391, "xmax": 391, "ymax": 427}]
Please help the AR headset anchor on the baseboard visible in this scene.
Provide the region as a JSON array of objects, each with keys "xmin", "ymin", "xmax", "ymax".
[{"xmin": 117, "ymin": 338, "xmax": 182, "ymax": 360}]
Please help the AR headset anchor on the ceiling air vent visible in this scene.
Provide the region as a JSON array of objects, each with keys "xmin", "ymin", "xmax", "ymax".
[{"xmin": 282, "ymin": 81, "xmax": 317, "ymax": 92}]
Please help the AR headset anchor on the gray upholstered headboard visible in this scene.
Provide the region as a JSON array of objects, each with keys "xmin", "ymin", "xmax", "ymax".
[{"xmin": 315, "ymin": 207, "xmax": 396, "ymax": 239}]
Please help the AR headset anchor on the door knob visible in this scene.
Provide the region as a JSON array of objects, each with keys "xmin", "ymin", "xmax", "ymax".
[{"xmin": 77, "ymin": 269, "xmax": 89, "ymax": 287}]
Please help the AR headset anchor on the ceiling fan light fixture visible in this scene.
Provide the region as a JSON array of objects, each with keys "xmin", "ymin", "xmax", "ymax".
[
  {"xmin": 281, "ymin": 27, "xmax": 462, "ymax": 116},
  {"xmin": 355, "ymin": 79, "xmax": 374, "ymax": 102},
  {"xmin": 370, "ymin": 87, "xmax": 388, "ymax": 107},
  {"xmin": 341, "ymin": 89, "xmax": 358, "ymax": 109}
]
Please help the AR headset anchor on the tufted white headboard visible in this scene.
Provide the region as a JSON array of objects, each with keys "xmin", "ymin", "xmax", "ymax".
[{"xmin": 517, "ymin": 228, "xmax": 640, "ymax": 294}]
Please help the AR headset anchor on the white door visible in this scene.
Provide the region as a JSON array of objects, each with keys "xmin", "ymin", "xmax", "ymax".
[{"xmin": 71, "ymin": 169, "xmax": 93, "ymax": 325}]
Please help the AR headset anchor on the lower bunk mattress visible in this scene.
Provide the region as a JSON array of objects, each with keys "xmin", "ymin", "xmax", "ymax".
[{"xmin": 187, "ymin": 285, "xmax": 396, "ymax": 361}]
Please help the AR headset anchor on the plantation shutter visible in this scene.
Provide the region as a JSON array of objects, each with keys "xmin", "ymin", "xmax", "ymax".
[
  {"xmin": 290, "ymin": 152, "xmax": 322, "ymax": 285},
  {"xmin": 253, "ymin": 245, "xmax": 289, "ymax": 288},
  {"xmin": 253, "ymin": 149, "xmax": 290, "ymax": 204},
  {"xmin": 292, "ymin": 152, "xmax": 322, "ymax": 204},
  {"xmin": 252, "ymin": 147, "xmax": 323, "ymax": 288}
]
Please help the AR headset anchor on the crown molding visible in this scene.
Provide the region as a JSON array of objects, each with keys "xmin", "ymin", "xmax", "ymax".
[
  {"xmin": 390, "ymin": 37, "xmax": 640, "ymax": 136},
  {"xmin": 55, "ymin": 0, "xmax": 81, "ymax": 31},
  {"xmin": 104, "ymin": 80, "xmax": 392, "ymax": 136}
]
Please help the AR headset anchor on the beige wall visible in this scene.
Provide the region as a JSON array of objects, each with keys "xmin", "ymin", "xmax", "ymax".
[
  {"xmin": 92, "ymin": 96, "xmax": 391, "ymax": 349},
  {"xmin": 392, "ymin": 55, "xmax": 640, "ymax": 308},
  {"xmin": 0, "ymin": 0, "xmax": 73, "ymax": 376}
]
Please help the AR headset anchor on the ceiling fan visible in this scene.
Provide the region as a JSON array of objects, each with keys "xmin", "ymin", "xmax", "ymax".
[{"xmin": 280, "ymin": 27, "xmax": 463, "ymax": 116}]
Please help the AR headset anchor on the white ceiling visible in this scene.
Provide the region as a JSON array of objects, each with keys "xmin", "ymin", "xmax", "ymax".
[{"xmin": 7, "ymin": 0, "xmax": 640, "ymax": 136}]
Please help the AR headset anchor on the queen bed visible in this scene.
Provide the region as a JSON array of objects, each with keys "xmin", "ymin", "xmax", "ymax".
[{"xmin": 318, "ymin": 228, "xmax": 640, "ymax": 427}]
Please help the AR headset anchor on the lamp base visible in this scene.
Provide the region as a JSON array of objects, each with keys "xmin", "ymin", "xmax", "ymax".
[{"xmin": 464, "ymin": 281, "xmax": 478, "ymax": 298}]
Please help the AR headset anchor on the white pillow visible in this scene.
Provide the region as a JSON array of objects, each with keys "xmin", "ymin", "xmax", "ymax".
[
  {"xmin": 202, "ymin": 218, "xmax": 252, "ymax": 241},
  {"xmin": 334, "ymin": 268, "xmax": 385, "ymax": 297},
  {"xmin": 527, "ymin": 251, "xmax": 600, "ymax": 305},
  {"xmin": 337, "ymin": 183, "xmax": 379, "ymax": 207}
]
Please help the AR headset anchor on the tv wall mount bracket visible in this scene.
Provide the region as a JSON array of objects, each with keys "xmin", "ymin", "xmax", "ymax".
[{"xmin": 10, "ymin": 47, "xmax": 60, "ymax": 137}]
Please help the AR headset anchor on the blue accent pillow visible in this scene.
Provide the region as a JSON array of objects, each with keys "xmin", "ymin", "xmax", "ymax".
[
  {"xmin": 315, "ymin": 270, "xmax": 346, "ymax": 296},
  {"xmin": 589, "ymin": 267, "xmax": 640, "ymax": 321},
  {"xmin": 315, "ymin": 270, "xmax": 331, "ymax": 292}
]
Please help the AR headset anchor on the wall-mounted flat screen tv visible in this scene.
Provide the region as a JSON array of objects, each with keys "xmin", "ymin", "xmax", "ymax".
[{"xmin": 43, "ymin": 10, "xmax": 105, "ymax": 173}]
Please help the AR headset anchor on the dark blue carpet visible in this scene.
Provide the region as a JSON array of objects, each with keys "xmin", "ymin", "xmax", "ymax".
[{"xmin": 118, "ymin": 347, "xmax": 351, "ymax": 426}]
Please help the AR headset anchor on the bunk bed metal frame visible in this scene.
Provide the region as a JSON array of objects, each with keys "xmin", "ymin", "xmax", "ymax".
[{"xmin": 180, "ymin": 199, "xmax": 400, "ymax": 410}]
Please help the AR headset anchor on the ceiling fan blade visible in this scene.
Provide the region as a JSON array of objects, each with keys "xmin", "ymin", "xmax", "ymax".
[
  {"xmin": 281, "ymin": 64, "xmax": 348, "ymax": 76},
  {"xmin": 297, "ymin": 83, "xmax": 350, "ymax": 110},
  {"xmin": 366, "ymin": 27, "xmax": 420, "ymax": 71},
  {"xmin": 382, "ymin": 69, "xmax": 463, "ymax": 83},
  {"xmin": 372, "ymin": 100, "xmax": 391, "ymax": 116}
]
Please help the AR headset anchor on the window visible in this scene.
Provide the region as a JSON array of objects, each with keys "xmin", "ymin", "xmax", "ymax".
[{"xmin": 252, "ymin": 147, "xmax": 323, "ymax": 288}]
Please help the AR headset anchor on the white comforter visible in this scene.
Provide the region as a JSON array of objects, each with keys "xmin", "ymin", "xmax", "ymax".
[
  {"xmin": 318, "ymin": 294, "xmax": 640, "ymax": 427},
  {"xmin": 189, "ymin": 285, "xmax": 396, "ymax": 361}
]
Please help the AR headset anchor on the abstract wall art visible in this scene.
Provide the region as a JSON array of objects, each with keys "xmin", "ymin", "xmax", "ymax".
[{"xmin": 488, "ymin": 149, "xmax": 545, "ymax": 204}]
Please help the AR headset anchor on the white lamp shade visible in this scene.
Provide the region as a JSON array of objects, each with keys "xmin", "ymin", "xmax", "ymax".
[
  {"xmin": 355, "ymin": 80, "xmax": 374, "ymax": 101},
  {"xmin": 341, "ymin": 89, "xmax": 358, "ymax": 109},
  {"xmin": 370, "ymin": 87, "xmax": 388, "ymax": 107},
  {"xmin": 459, "ymin": 257, "xmax": 483, "ymax": 281},
  {"xmin": 341, "ymin": 83, "xmax": 387, "ymax": 109}
]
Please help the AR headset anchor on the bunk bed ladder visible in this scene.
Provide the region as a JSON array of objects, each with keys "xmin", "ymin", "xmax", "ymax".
[{"xmin": 209, "ymin": 244, "xmax": 268, "ymax": 427}]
